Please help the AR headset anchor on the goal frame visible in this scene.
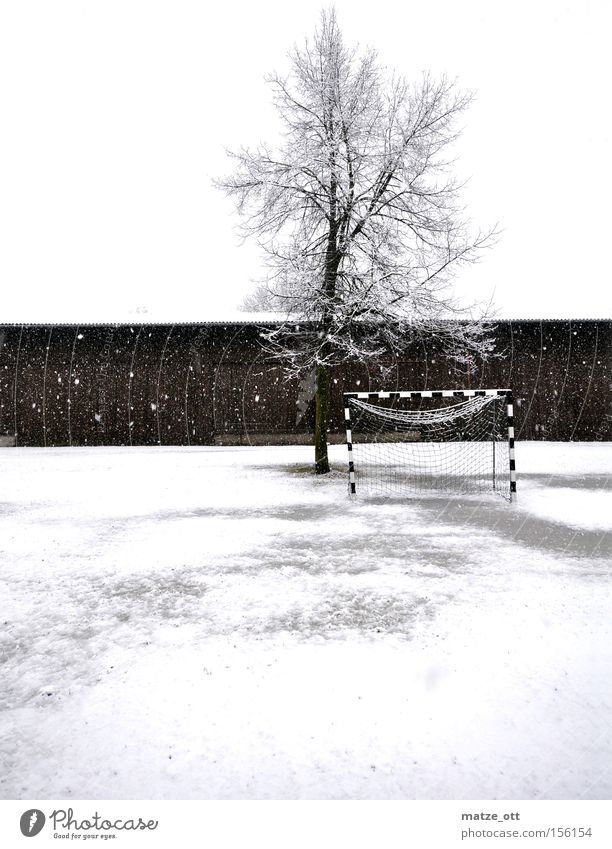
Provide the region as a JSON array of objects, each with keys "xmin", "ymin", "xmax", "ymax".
[{"xmin": 343, "ymin": 388, "xmax": 517, "ymax": 501}]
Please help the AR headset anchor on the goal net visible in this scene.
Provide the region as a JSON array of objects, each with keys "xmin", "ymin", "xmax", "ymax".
[{"xmin": 344, "ymin": 390, "xmax": 516, "ymax": 501}]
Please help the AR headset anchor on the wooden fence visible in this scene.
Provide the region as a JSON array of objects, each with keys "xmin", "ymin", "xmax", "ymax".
[{"xmin": 0, "ymin": 320, "xmax": 609, "ymax": 446}]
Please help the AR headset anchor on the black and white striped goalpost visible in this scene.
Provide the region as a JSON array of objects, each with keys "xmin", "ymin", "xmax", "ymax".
[
  {"xmin": 506, "ymin": 389, "xmax": 517, "ymax": 498},
  {"xmin": 343, "ymin": 388, "xmax": 517, "ymax": 501},
  {"xmin": 344, "ymin": 395, "xmax": 357, "ymax": 496}
]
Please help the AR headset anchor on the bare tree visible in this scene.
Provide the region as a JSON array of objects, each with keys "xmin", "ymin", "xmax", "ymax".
[{"xmin": 215, "ymin": 8, "xmax": 496, "ymax": 474}]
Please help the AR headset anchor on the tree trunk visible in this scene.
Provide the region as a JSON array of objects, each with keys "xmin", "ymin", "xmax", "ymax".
[
  {"xmin": 315, "ymin": 123, "xmax": 339, "ymax": 475},
  {"xmin": 314, "ymin": 361, "xmax": 331, "ymax": 474}
]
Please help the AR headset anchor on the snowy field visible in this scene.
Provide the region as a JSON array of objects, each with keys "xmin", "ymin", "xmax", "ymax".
[{"xmin": 0, "ymin": 442, "xmax": 610, "ymax": 800}]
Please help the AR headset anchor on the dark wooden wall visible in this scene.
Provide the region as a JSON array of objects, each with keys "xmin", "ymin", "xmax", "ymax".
[{"xmin": 0, "ymin": 320, "xmax": 609, "ymax": 446}]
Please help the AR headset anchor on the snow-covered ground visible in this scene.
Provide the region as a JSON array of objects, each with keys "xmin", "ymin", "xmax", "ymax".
[{"xmin": 0, "ymin": 442, "xmax": 610, "ymax": 800}]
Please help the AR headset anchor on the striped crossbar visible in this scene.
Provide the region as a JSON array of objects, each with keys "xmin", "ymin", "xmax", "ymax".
[{"xmin": 344, "ymin": 389, "xmax": 510, "ymax": 399}]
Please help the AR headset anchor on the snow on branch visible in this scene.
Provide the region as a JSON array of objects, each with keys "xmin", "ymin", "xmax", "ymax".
[{"xmin": 215, "ymin": 7, "xmax": 499, "ymax": 378}]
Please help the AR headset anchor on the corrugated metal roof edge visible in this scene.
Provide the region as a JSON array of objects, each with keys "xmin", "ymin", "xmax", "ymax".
[
  {"xmin": 0, "ymin": 320, "xmax": 280, "ymax": 327},
  {"xmin": 0, "ymin": 318, "xmax": 610, "ymax": 327}
]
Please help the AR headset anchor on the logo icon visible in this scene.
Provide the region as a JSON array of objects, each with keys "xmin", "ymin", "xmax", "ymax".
[{"xmin": 19, "ymin": 810, "xmax": 46, "ymax": 837}]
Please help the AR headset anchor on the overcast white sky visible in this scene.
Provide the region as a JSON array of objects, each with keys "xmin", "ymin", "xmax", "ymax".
[{"xmin": 0, "ymin": 0, "xmax": 610, "ymax": 322}]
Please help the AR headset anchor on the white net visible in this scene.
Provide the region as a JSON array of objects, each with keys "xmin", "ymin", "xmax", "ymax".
[{"xmin": 347, "ymin": 393, "xmax": 511, "ymax": 500}]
